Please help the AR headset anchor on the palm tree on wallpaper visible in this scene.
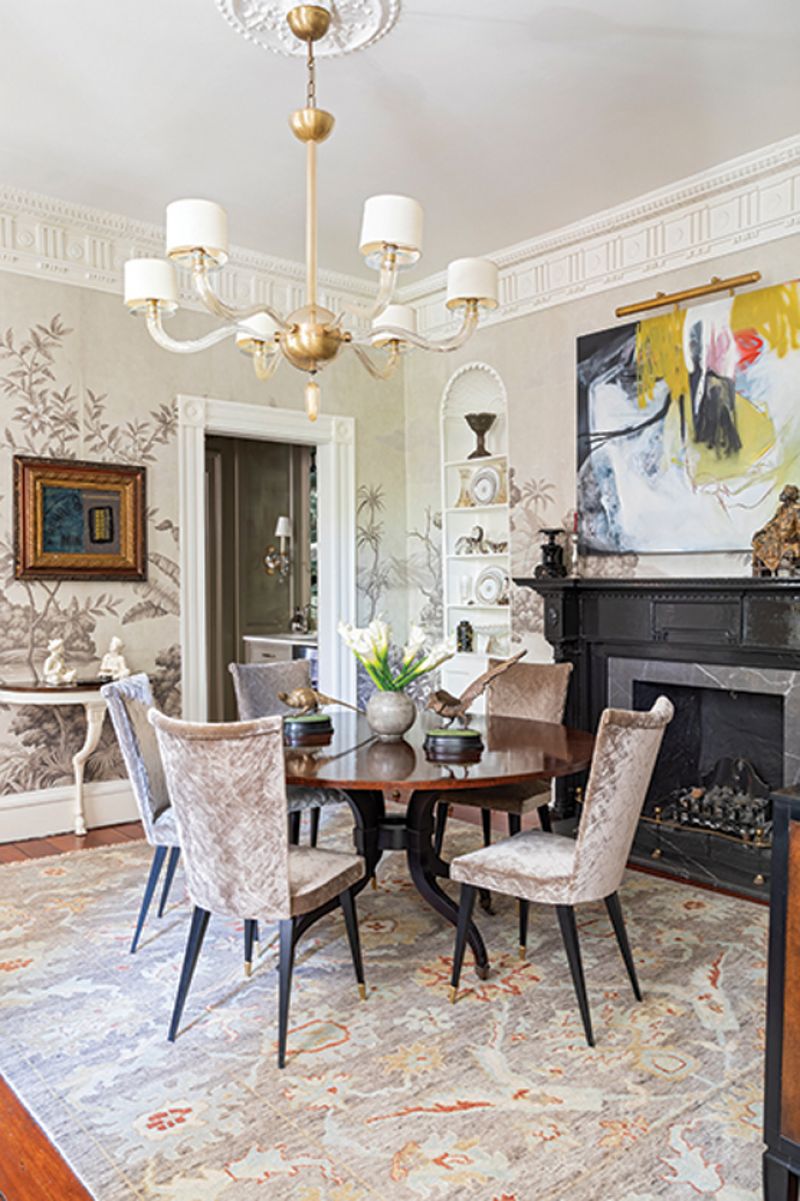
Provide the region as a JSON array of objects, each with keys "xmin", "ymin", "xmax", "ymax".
[{"xmin": 356, "ymin": 483, "xmax": 398, "ymax": 622}]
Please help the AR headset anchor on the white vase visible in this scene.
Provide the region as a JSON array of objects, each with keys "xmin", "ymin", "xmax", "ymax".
[{"xmin": 366, "ymin": 690, "xmax": 416, "ymax": 741}]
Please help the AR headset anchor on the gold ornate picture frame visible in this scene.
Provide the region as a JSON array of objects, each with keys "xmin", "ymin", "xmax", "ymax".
[{"xmin": 14, "ymin": 456, "xmax": 147, "ymax": 581}]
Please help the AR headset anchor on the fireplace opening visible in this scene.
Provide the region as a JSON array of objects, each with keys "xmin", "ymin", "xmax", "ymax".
[{"xmin": 633, "ymin": 679, "xmax": 782, "ymax": 847}]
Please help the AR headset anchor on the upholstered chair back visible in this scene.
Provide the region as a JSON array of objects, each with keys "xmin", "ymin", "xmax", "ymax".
[
  {"xmin": 571, "ymin": 697, "xmax": 673, "ymax": 904},
  {"xmin": 487, "ymin": 660, "xmax": 573, "ymax": 724},
  {"xmin": 149, "ymin": 711, "xmax": 291, "ymax": 920},
  {"xmin": 101, "ymin": 673, "xmax": 170, "ymax": 843},
  {"xmin": 228, "ymin": 660, "xmax": 311, "ymax": 721}
]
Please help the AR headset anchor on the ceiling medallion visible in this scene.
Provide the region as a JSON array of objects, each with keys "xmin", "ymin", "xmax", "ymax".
[
  {"xmin": 215, "ymin": 0, "xmax": 401, "ymax": 57},
  {"xmin": 123, "ymin": 4, "xmax": 497, "ymax": 422}
]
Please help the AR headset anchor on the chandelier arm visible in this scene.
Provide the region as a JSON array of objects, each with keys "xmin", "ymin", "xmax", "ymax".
[
  {"xmin": 350, "ymin": 342, "xmax": 401, "ymax": 381},
  {"xmin": 145, "ymin": 304, "xmax": 241, "ymax": 354},
  {"xmin": 253, "ymin": 346, "xmax": 283, "ymax": 381},
  {"xmin": 334, "ymin": 254, "xmax": 399, "ymax": 323},
  {"xmin": 191, "ymin": 254, "xmax": 289, "ymax": 329},
  {"xmin": 353, "ymin": 304, "xmax": 480, "ymax": 354}
]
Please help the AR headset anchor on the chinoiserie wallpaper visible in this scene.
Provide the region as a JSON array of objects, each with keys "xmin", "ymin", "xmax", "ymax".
[{"xmin": 0, "ymin": 273, "xmax": 408, "ymax": 798}]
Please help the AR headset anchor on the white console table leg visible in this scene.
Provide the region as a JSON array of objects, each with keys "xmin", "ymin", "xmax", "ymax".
[{"xmin": 71, "ymin": 701, "xmax": 107, "ymax": 836}]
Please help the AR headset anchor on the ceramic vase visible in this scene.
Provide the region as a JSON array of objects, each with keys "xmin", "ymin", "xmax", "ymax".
[{"xmin": 366, "ymin": 689, "xmax": 416, "ymax": 741}]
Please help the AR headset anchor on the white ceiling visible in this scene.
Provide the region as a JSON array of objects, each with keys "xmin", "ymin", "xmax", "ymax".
[{"xmin": 3, "ymin": 1, "xmax": 800, "ymax": 280}]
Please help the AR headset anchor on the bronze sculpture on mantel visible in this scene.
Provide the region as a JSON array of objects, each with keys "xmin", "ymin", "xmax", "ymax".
[{"xmin": 752, "ymin": 485, "xmax": 800, "ymax": 577}]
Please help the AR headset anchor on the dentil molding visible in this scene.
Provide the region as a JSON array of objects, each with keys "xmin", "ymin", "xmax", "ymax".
[{"xmin": 2, "ymin": 134, "xmax": 800, "ymax": 336}]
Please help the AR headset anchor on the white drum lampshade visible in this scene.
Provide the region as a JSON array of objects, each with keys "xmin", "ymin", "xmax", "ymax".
[
  {"xmin": 371, "ymin": 304, "xmax": 418, "ymax": 348},
  {"xmin": 236, "ymin": 312, "xmax": 278, "ymax": 354},
  {"xmin": 166, "ymin": 199, "xmax": 229, "ymax": 265},
  {"xmin": 359, "ymin": 194, "xmax": 423, "ymax": 268},
  {"xmin": 274, "ymin": 515, "xmax": 292, "ymax": 541},
  {"xmin": 123, "ymin": 258, "xmax": 178, "ymax": 312},
  {"xmin": 446, "ymin": 257, "xmax": 499, "ymax": 310}
]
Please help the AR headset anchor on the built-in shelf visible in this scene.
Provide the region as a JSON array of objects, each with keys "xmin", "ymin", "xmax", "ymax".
[
  {"xmin": 446, "ymin": 552, "xmax": 509, "ymax": 562},
  {"xmin": 445, "ymin": 503, "xmax": 508, "ymax": 516},
  {"xmin": 447, "ymin": 602, "xmax": 511, "ymax": 612},
  {"xmin": 444, "ymin": 453, "xmax": 508, "ymax": 470}
]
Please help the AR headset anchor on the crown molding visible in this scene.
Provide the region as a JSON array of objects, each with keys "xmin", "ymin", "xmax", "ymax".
[
  {"xmin": 401, "ymin": 133, "xmax": 800, "ymax": 336},
  {"xmin": 2, "ymin": 133, "xmax": 800, "ymax": 337},
  {"xmin": 0, "ymin": 184, "xmax": 374, "ymax": 314}
]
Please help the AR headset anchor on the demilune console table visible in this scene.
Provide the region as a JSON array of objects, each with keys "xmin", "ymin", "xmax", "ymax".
[{"xmin": 0, "ymin": 680, "xmax": 108, "ymax": 836}]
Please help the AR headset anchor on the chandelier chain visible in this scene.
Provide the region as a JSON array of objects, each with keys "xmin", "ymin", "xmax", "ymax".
[{"xmin": 306, "ymin": 41, "xmax": 316, "ymax": 108}]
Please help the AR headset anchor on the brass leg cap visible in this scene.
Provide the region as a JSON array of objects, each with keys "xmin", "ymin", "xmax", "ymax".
[
  {"xmin": 449, "ymin": 986, "xmax": 457, "ymax": 1004},
  {"xmin": 244, "ymin": 961, "xmax": 252, "ymax": 979},
  {"xmin": 370, "ymin": 876, "xmax": 378, "ymax": 890},
  {"xmin": 358, "ymin": 983, "xmax": 367, "ymax": 1001},
  {"xmin": 518, "ymin": 945, "xmax": 526, "ymax": 961}
]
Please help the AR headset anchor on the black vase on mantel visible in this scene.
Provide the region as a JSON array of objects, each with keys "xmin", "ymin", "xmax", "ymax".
[{"xmin": 534, "ymin": 528, "xmax": 567, "ymax": 579}]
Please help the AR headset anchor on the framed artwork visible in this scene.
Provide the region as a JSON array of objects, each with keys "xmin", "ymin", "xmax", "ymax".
[
  {"xmin": 14, "ymin": 456, "xmax": 147, "ymax": 580},
  {"xmin": 576, "ymin": 280, "xmax": 800, "ymax": 554}
]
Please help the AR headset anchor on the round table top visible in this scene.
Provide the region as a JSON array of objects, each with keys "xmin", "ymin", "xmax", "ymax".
[
  {"xmin": 285, "ymin": 711, "xmax": 593, "ymax": 793},
  {"xmin": 0, "ymin": 678, "xmax": 107, "ymax": 702}
]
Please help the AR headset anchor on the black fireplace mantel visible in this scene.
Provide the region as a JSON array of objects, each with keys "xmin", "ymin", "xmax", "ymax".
[{"xmin": 515, "ymin": 574, "xmax": 800, "ymax": 896}]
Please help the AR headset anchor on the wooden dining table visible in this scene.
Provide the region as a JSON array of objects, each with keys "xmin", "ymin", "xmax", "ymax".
[{"xmin": 285, "ymin": 712, "xmax": 594, "ymax": 979}]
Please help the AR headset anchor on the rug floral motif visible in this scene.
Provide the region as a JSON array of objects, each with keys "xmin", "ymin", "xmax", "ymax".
[{"xmin": 0, "ymin": 812, "xmax": 766, "ymax": 1200}]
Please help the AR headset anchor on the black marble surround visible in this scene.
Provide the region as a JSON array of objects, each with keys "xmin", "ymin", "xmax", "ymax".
[{"xmin": 518, "ymin": 576, "xmax": 800, "ymax": 898}]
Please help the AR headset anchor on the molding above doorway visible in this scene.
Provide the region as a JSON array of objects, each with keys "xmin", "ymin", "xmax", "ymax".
[{"xmin": 178, "ymin": 396, "xmax": 356, "ymax": 720}]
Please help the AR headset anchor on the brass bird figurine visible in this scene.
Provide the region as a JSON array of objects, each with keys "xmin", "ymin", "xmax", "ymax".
[
  {"xmin": 279, "ymin": 686, "xmax": 363, "ymax": 716},
  {"xmin": 426, "ymin": 651, "xmax": 527, "ymax": 727}
]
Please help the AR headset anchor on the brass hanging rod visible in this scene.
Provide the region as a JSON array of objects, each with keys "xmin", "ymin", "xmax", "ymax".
[{"xmin": 615, "ymin": 271, "xmax": 762, "ymax": 319}]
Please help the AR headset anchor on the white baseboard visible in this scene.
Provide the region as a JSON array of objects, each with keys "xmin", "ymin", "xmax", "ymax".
[{"xmin": 0, "ymin": 779, "xmax": 137, "ymax": 842}]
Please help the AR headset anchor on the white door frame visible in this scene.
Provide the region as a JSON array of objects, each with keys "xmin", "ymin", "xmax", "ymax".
[{"xmin": 177, "ymin": 394, "xmax": 356, "ymax": 720}]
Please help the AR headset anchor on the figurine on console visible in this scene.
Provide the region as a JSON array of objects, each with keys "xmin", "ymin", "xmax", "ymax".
[
  {"xmin": 752, "ymin": 485, "xmax": 800, "ymax": 577},
  {"xmin": 99, "ymin": 636, "xmax": 131, "ymax": 681},
  {"xmin": 42, "ymin": 638, "xmax": 77, "ymax": 685}
]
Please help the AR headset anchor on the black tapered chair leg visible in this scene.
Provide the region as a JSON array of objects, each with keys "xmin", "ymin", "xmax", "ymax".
[
  {"xmin": 605, "ymin": 892, "xmax": 642, "ymax": 1001},
  {"xmin": 277, "ymin": 917, "xmax": 296, "ymax": 1069},
  {"xmin": 538, "ymin": 804, "xmax": 552, "ymax": 832},
  {"xmin": 131, "ymin": 845, "xmax": 167, "ymax": 953},
  {"xmin": 481, "ymin": 808, "xmax": 492, "ymax": 847},
  {"xmin": 157, "ymin": 845, "xmax": 181, "ymax": 918},
  {"xmin": 289, "ymin": 811, "xmax": 301, "ymax": 845},
  {"xmin": 450, "ymin": 884, "xmax": 477, "ymax": 1001},
  {"xmin": 168, "ymin": 906, "xmax": 210, "ymax": 1041},
  {"xmin": 339, "ymin": 888, "xmax": 366, "ymax": 1000},
  {"xmin": 433, "ymin": 802, "xmax": 449, "ymax": 857},
  {"xmin": 244, "ymin": 919, "xmax": 258, "ymax": 978},
  {"xmin": 518, "ymin": 898, "xmax": 529, "ymax": 960},
  {"xmin": 507, "ymin": 812, "xmax": 521, "ymax": 837},
  {"xmin": 555, "ymin": 905, "xmax": 594, "ymax": 1047},
  {"xmin": 309, "ymin": 807, "xmax": 320, "ymax": 847}
]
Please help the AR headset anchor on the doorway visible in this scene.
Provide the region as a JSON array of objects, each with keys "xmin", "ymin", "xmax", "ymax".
[{"xmin": 177, "ymin": 395, "xmax": 356, "ymax": 720}]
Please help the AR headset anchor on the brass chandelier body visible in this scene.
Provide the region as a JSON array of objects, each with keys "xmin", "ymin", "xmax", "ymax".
[{"xmin": 123, "ymin": 4, "xmax": 498, "ymax": 420}]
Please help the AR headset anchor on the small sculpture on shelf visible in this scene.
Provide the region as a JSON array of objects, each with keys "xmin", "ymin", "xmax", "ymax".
[
  {"xmin": 456, "ymin": 620, "xmax": 474, "ymax": 652},
  {"xmin": 42, "ymin": 638, "xmax": 77, "ymax": 685},
  {"xmin": 534, "ymin": 528, "xmax": 567, "ymax": 579},
  {"xmin": 98, "ymin": 636, "xmax": 131, "ymax": 681},
  {"xmin": 426, "ymin": 650, "xmax": 526, "ymax": 727},
  {"xmin": 752, "ymin": 485, "xmax": 800, "ymax": 577},
  {"xmin": 464, "ymin": 412, "xmax": 496, "ymax": 459}
]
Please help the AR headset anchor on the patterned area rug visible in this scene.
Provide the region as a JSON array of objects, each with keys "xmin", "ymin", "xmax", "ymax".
[{"xmin": 0, "ymin": 811, "xmax": 766, "ymax": 1201}]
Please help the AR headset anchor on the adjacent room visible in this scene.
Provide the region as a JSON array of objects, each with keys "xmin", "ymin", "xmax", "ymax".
[{"xmin": 1, "ymin": 2, "xmax": 800, "ymax": 1198}]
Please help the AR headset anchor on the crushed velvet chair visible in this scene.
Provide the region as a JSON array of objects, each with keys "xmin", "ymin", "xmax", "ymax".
[
  {"xmin": 228, "ymin": 660, "xmax": 349, "ymax": 847},
  {"xmin": 434, "ymin": 660, "xmax": 573, "ymax": 856},
  {"xmin": 448, "ymin": 696, "xmax": 674, "ymax": 1046},
  {"xmin": 149, "ymin": 710, "xmax": 367, "ymax": 1068},
  {"xmin": 101, "ymin": 674, "xmax": 182, "ymax": 953}
]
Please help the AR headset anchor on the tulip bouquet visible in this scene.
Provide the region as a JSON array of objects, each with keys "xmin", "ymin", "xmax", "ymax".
[{"xmin": 338, "ymin": 619, "xmax": 454, "ymax": 692}]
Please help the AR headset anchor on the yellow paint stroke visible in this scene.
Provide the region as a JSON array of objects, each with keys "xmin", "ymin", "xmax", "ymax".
[
  {"xmin": 731, "ymin": 281, "xmax": 800, "ymax": 358},
  {"xmin": 636, "ymin": 309, "xmax": 688, "ymax": 408}
]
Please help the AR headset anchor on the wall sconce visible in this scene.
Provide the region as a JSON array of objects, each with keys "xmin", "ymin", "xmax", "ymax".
[{"xmin": 263, "ymin": 515, "xmax": 292, "ymax": 578}]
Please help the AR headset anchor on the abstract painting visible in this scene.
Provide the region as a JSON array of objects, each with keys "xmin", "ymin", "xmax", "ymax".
[
  {"xmin": 576, "ymin": 280, "xmax": 800, "ymax": 553},
  {"xmin": 14, "ymin": 456, "xmax": 146, "ymax": 579}
]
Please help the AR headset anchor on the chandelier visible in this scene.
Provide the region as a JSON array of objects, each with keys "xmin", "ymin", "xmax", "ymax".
[{"xmin": 122, "ymin": 3, "xmax": 498, "ymax": 421}]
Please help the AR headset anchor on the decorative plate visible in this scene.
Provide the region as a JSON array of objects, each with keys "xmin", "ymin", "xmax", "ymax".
[
  {"xmin": 469, "ymin": 465, "xmax": 501, "ymax": 506},
  {"xmin": 474, "ymin": 567, "xmax": 508, "ymax": 605}
]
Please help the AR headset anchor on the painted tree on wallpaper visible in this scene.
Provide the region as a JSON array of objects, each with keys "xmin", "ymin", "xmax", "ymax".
[
  {"xmin": 0, "ymin": 313, "xmax": 180, "ymax": 795},
  {"xmin": 577, "ymin": 281, "xmax": 800, "ymax": 553}
]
